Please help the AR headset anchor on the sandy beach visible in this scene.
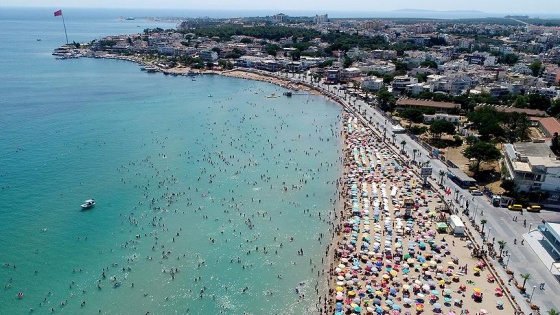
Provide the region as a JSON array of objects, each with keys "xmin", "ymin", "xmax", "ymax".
[
  {"xmin": 72, "ymin": 58, "xmax": 521, "ymax": 314},
  {"xmin": 210, "ymin": 68, "xmax": 519, "ymax": 315}
]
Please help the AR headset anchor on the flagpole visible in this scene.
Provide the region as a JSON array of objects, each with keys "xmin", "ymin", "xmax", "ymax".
[{"xmin": 61, "ymin": 12, "xmax": 69, "ymax": 44}]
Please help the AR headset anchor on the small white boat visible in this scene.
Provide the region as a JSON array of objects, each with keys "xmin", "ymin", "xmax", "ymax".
[{"xmin": 81, "ymin": 199, "xmax": 95, "ymax": 209}]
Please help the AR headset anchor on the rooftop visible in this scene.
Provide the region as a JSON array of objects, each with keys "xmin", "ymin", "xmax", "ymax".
[
  {"xmin": 538, "ymin": 117, "xmax": 560, "ymax": 135},
  {"xmin": 511, "ymin": 142, "xmax": 560, "ymax": 169},
  {"xmin": 475, "ymin": 104, "xmax": 548, "ymax": 117},
  {"xmin": 396, "ymin": 98, "xmax": 460, "ymax": 109}
]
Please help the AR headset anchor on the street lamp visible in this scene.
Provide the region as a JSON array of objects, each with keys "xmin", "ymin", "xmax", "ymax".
[
  {"xmin": 472, "ymin": 199, "xmax": 480, "ymax": 222},
  {"xmin": 529, "ymin": 285, "xmax": 537, "ymax": 303}
]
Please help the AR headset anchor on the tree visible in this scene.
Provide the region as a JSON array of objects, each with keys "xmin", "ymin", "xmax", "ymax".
[
  {"xmin": 500, "ymin": 179, "xmax": 516, "ymax": 194},
  {"xmin": 527, "ymin": 93, "xmax": 551, "ymax": 110},
  {"xmin": 392, "ymin": 133, "xmax": 396, "ymax": 144},
  {"xmin": 529, "ymin": 60, "xmax": 543, "ymax": 77},
  {"xmin": 520, "ymin": 273, "xmax": 531, "ymax": 289},
  {"xmin": 401, "ymin": 108, "xmax": 425, "ymax": 125},
  {"xmin": 549, "ymin": 98, "xmax": 560, "ymax": 116},
  {"xmin": 463, "ymin": 142, "xmax": 502, "ymax": 176},
  {"xmin": 265, "ymin": 44, "xmax": 280, "ymax": 56},
  {"xmin": 465, "ymin": 135, "xmax": 479, "ymax": 145},
  {"xmin": 343, "ymin": 56, "xmax": 353, "ymax": 68},
  {"xmin": 480, "ymin": 219, "xmax": 487, "ymax": 233},
  {"xmin": 420, "ymin": 60, "xmax": 438, "ymax": 69},
  {"xmin": 552, "ymin": 132, "xmax": 560, "ymax": 154},
  {"xmin": 504, "ymin": 112, "xmax": 531, "ymax": 143},
  {"xmin": 376, "ymin": 88, "xmax": 396, "ymax": 111},
  {"xmin": 412, "ymin": 149, "xmax": 418, "ymax": 163},
  {"xmin": 548, "ymin": 309, "xmax": 560, "ymax": 315},
  {"xmin": 498, "ymin": 240, "xmax": 507, "ymax": 257},
  {"xmin": 400, "ymin": 140, "xmax": 406, "ymax": 152},
  {"xmin": 429, "ymin": 120, "xmax": 456, "ymax": 140}
]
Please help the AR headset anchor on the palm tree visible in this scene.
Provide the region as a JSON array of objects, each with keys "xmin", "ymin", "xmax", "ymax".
[
  {"xmin": 391, "ymin": 134, "xmax": 396, "ymax": 144},
  {"xmin": 520, "ymin": 273, "xmax": 531, "ymax": 289},
  {"xmin": 438, "ymin": 170, "xmax": 445, "ymax": 185},
  {"xmin": 480, "ymin": 219, "xmax": 487, "ymax": 233},
  {"xmin": 548, "ymin": 309, "xmax": 560, "ymax": 315},
  {"xmin": 498, "ymin": 240, "xmax": 507, "ymax": 256},
  {"xmin": 412, "ymin": 149, "xmax": 418, "ymax": 162},
  {"xmin": 400, "ymin": 140, "xmax": 406, "ymax": 151}
]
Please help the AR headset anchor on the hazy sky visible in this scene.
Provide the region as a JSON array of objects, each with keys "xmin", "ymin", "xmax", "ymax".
[{"xmin": 2, "ymin": 0, "xmax": 559, "ymax": 14}]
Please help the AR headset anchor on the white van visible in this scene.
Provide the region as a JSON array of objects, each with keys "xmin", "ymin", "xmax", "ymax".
[{"xmin": 471, "ymin": 190, "xmax": 483, "ymax": 196}]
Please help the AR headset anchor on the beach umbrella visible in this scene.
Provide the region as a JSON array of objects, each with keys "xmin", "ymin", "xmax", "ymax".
[
  {"xmin": 480, "ymin": 309, "xmax": 488, "ymax": 314},
  {"xmin": 392, "ymin": 304, "xmax": 401, "ymax": 310},
  {"xmin": 433, "ymin": 303, "xmax": 441, "ymax": 309},
  {"xmin": 443, "ymin": 289, "xmax": 452, "ymax": 295},
  {"xmin": 336, "ymin": 286, "xmax": 344, "ymax": 292},
  {"xmin": 336, "ymin": 295, "xmax": 344, "ymax": 301},
  {"xmin": 431, "ymin": 290, "xmax": 439, "ymax": 296},
  {"xmin": 473, "ymin": 287, "xmax": 481, "ymax": 293},
  {"xmin": 372, "ymin": 298, "xmax": 382, "ymax": 305},
  {"xmin": 386, "ymin": 299, "xmax": 394, "ymax": 305},
  {"xmin": 403, "ymin": 297, "xmax": 412, "ymax": 305}
]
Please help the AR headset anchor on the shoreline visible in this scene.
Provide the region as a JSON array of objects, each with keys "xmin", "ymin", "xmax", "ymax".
[{"xmin": 73, "ymin": 54, "xmax": 518, "ymax": 314}]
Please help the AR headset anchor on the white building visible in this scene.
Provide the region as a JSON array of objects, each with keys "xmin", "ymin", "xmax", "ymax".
[
  {"xmin": 392, "ymin": 75, "xmax": 418, "ymax": 90},
  {"xmin": 424, "ymin": 113, "xmax": 461, "ymax": 123},
  {"xmin": 361, "ymin": 76, "xmax": 384, "ymax": 92},
  {"xmin": 503, "ymin": 142, "xmax": 560, "ymax": 193}
]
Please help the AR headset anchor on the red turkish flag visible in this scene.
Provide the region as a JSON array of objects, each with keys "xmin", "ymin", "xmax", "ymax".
[{"xmin": 54, "ymin": 10, "xmax": 62, "ymax": 17}]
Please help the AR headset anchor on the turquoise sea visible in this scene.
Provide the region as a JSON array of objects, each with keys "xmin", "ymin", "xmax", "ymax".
[{"xmin": 0, "ymin": 8, "xmax": 342, "ymax": 315}]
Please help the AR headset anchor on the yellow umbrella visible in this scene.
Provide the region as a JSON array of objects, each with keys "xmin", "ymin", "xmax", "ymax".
[
  {"xmin": 403, "ymin": 284, "xmax": 410, "ymax": 290},
  {"xmin": 429, "ymin": 211, "xmax": 436, "ymax": 216},
  {"xmin": 390, "ymin": 270, "xmax": 397, "ymax": 276},
  {"xmin": 336, "ymin": 286, "xmax": 344, "ymax": 292},
  {"xmin": 429, "ymin": 260, "xmax": 437, "ymax": 266},
  {"xmin": 382, "ymin": 274, "xmax": 390, "ymax": 279},
  {"xmin": 474, "ymin": 287, "xmax": 481, "ymax": 293},
  {"xmin": 438, "ymin": 280, "xmax": 445, "ymax": 285},
  {"xmin": 473, "ymin": 267, "xmax": 481, "ymax": 272},
  {"xmin": 348, "ymin": 291, "xmax": 356, "ymax": 296},
  {"xmin": 375, "ymin": 290, "xmax": 383, "ymax": 295}
]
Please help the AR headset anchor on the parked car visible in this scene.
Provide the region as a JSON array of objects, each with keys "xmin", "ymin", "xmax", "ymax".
[
  {"xmin": 508, "ymin": 204, "xmax": 523, "ymax": 211},
  {"xmin": 527, "ymin": 205, "xmax": 542, "ymax": 213},
  {"xmin": 471, "ymin": 190, "xmax": 483, "ymax": 196}
]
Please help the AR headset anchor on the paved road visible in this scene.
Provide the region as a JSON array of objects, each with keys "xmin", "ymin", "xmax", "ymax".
[{"xmin": 284, "ymin": 72, "xmax": 560, "ymax": 314}]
